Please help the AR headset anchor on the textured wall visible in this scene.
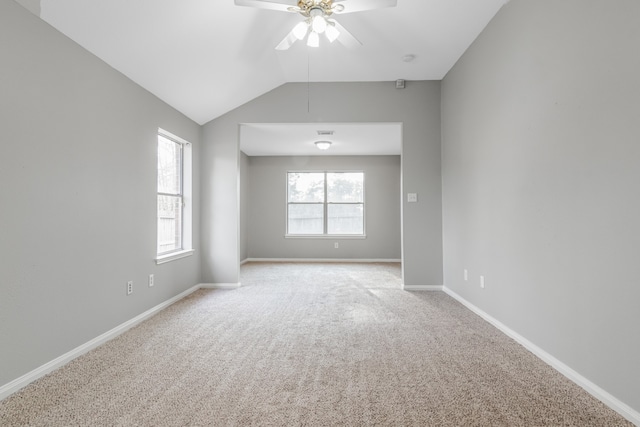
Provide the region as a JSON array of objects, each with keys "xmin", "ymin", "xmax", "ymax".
[
  {"xmin": 201, "ymin": 81, "xmax": 442, "ymax": 286},
  {"xmin": 442, "ymin": 0, "xmax": 640, "ymax": 414},
  {"xmin": 245, "ymin": 155, "xmax": 401, "ymax": 260},
  {"xmin": 239, "ymin": 152, "xmax": 250, "ymax": 262},
  {"xmin": 0, "ymin": 1, "xmax": 201, "ymax": 387}
]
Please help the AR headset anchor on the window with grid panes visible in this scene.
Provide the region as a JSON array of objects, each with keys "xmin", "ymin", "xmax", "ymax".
[
  {"xmin": 287, "ymin": 172, "xmax": 364, "ymax": 236},
  {"xmin": 157, "ymin": 133, "xmax": 184, "ymax": 255}
]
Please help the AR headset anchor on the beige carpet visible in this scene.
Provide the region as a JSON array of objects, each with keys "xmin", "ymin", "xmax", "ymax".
[{"xmin": 0, "ymin": 262, "xmax": 631, "ymax": 426}]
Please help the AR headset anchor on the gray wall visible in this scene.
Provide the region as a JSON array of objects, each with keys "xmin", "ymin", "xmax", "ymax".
[
  {"xmin": 245, "ymin": 155, "xmax": 401, "ymax": 260},
  {"xmin": 442, "ymin": 0, "xmax": 640, "ymax": 413},
  {"xmin": 239, "ymin": 152, "xmax": 249, "ymax": 262},
  {"xmin": 0, "ymin": 1, "xmax": 201, "ymax": 387},
  {"xmin": 202, "ymin": 81, "xmax": 442, "ymax": 286}
]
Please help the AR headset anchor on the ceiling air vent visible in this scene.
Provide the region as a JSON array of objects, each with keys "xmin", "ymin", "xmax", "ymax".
[{"xmin": 317, "ymin": 130, "xmax": 334, "ymax": 136}]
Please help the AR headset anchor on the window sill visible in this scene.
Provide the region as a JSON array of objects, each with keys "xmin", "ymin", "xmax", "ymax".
[
  {"xmin": 156, "ymin": 249, "xmax": 195, "ymax": 265},
  {"xmin": 285, "ymin": 235, "xmax": 366, "ymax": 239}
]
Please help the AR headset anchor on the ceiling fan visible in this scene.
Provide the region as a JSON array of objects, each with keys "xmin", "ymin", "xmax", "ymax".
[{"xmin": 234, "ymin": 0, "xmax": 397, "ymax": 50}]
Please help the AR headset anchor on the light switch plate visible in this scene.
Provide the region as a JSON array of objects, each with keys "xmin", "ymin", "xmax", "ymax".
[{"xmin": 407, "ymin": 193, "xmax": 418, "ymax": 203}]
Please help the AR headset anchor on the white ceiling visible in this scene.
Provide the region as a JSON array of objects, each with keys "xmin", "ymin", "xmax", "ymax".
[
  {"xmin": 18, "ymin": 0, "xmax": 509, "ymax": 126},
  {"xmin": 240, "ymin": 122, "xmax": 402, "ymax": 156}
]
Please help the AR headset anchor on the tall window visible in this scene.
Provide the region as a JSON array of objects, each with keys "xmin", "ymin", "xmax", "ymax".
[
  {"xmin": 287, "ymin": 172, "xmax": 364, "ymax": 236},
  {"xmin": 157, "ymin": 133, "xmax": 184, "ymax": 255}
]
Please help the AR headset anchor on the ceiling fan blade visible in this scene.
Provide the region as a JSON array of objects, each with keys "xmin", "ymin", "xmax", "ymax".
[
  {"xmin": 330, "ymin": 19, "xmax": 362, "ymax": 49},
  {"xmin": 275, "ymin": 27, "xmax": 299, "ymax": 50},
  {"xmin": 234, "ymin": 0, "xmax": 299, "ymax": 13},
  {"xmin": 332, "ymin": 0, "xmax": 397, "ymax": 14}
]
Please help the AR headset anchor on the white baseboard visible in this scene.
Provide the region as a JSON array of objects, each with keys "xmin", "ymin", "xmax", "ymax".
[
  {"xmin": 200, "ymin": 283, "xmax": 241, "ymax": 290},
  {"xmin": 243, "ymin": 258, "xmax": 402, "ymax": 263},
  {"xmin": 403, "ymin": 284, "xmax": 443, "ymax": 291},
  {"xmin": 0, "ymin": 284, "xmax": 201, "ymax": 402},
  {"xmin": 443, "ymin": 286, "xmax": 640, "ymax": 426}
]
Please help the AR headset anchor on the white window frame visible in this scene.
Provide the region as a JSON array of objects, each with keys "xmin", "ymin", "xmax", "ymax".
[
  {"xmin": 156, "ymin": 129, "xmax": 194, "ymax": 264},
  {"xmin": 285, "ymin": 171, "xmax": 366, "ymax": 238}
]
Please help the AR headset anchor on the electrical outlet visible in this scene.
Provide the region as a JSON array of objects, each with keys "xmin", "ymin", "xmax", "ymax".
[
  {"xmin": 127, "ymin": 281, "xmax": 133, "ymax": 295},
  {"xmin": 464, "ymin": 269, "xmax": 468, "ymax": 282},
  {"xmin": 334, "ymin": 242, "xmax": 339, "ymax": 249},
  {"xmin": 480, "ymin": 276, "xmax": 485, "ymax": 289},
  {"xmin": 149, "ymin": 274, "xmax": 154, "ymax": 287}
]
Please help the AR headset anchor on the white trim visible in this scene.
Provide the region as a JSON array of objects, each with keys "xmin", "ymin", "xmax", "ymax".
[
  {"xmin": 155, "ymin": 249, "xmax": 194, "ymax": 265},
  {"xmin": 158, "ymin": 128, "xmax": 190, "ymax": 146},
  {"xmin": 443, "ymin": 286, "xmax": 640, "ymax": 426},
  {"xmin": 243, "ymin": 258, "xmax": 401, "ymax": 263},
  {"xmin": 240, "ymin": 258, "xmax": 250, "ymax": 265},
  {"xmin": 156, "ymin": 129, "xmax": 193, "ymax": 262},
  {"xmin": 284, "ymin": 235, "xmax": 367, "ymax": 239},
  {"xmin": 200, "ymin": 283, "xmax": 242, "ymax": 290},
  {"xmin": 403, "ymin": 284, "xmax": 443, "ymax": 291},
  {"xmin": 0, "ymin": 284, "xmax": 201, "ymax": 401}
]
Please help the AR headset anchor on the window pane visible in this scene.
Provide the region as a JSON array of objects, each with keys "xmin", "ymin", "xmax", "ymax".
[
  {"xmin": 328, "ymin": 204, "xmax": 364, "ymax": 235},
  {"xmin": 158, "ymin": 195, "xmax": 183, "ymax": 254},
  {"xmin": 327, "ymin": 172, "xmax": 363, "ymax": 203},
  {"xmin": 158, "ymin": 135, "xmax": 182, "ymax": 195},
  {"xmin": 288, "ymin": 204, "xmax": 324, "ymax": 235},
  {"xmin": 288, "ymin": 172, "xmax": 324, "ymax": 203}
]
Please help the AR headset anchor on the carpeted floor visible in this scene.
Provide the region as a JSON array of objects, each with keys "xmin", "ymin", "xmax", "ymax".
[{"xmin": 0, "ymin": 262, "xmax": 632, "ymax": 426}]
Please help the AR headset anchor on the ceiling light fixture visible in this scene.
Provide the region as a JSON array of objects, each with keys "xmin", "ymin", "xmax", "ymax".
[
  {"xmin": 315, "ymin": 141, "xmax": 332, "ymax": 150},
  {"xmin": 235, "ymin": 0, "xmax": 401, "ymax": 51},
  {"xmin": 311, "ymin": 8, "xmax": 328, "ymax": 33},
  {"xmin": 307, "ymin": 31, "xmax": 320, "ymax": 47},
  {"xmin": 292, "ymin": 21, "xmax": 309, "ymax": 40},
  {"xmin": 325, "ymin": 21, "xmax": 340, "ymax": 43}
]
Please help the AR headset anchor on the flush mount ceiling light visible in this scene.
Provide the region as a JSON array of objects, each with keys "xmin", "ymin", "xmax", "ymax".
[
  {"xmin": 234, "ymin": 0, "xmax": 397, "ymax": 50},
  {"xmin": 315, "ymin": 141, "xmax": 332, "ymax": 150}
]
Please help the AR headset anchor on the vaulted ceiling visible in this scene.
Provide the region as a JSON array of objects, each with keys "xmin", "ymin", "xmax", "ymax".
[{"xmin": 17, "ymin": 0, "xmax": 508, "ymax": 125}]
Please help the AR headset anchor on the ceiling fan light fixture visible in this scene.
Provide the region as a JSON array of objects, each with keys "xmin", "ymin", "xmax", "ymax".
[
  {"xmin": 235, "ymin": 0, "xmax": 395, "ymax": 51},
  {"xmin": 307, "ymin": 31, "xmax": 320, "ymax": 47},
  {"xmin": 325, "ymin": 21, "xmax": 340, "ymax": 42},
  {"xmin": 311, "ymin": 15, "xmax": 327, "ymax": 33},
  {"xmin": 315, "ymin": 141, "xmax": 332, "ymax": 150},
  {"xmin": 292, "ymin": 21, "xmax": 309, "ymax": 40}
]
